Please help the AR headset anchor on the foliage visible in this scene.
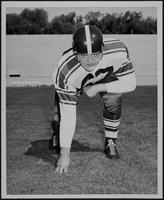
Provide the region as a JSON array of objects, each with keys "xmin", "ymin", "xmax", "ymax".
[
  {"xmin": 45, "ymin": 12, "xmax": 76, "ymax": 34},
  {"xmin": 6, "ymin": 8, "xmax": 157, "ymax": 34},
  {"xmin": 7, "ymin": 8, "xmax": 48, "ymax": 34}
]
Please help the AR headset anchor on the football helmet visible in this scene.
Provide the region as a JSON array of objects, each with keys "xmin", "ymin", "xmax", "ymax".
[{"xmin": 73, "ymin": 25, "xmax": 104, "ymax": 54}]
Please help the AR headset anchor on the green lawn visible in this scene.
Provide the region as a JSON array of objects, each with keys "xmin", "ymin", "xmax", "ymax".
[{"xmin": 6, "ymin": 86, "xmax": 157, "ymax": 195}]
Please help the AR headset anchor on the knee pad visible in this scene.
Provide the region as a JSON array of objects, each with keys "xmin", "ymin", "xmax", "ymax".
[
  {"xmin": 103, "ymin": 94, "xmax": 122, "ymax": 108},
  {"xmin": 103, "ymin": 106, "xmax": 121, "ymax": 120}
]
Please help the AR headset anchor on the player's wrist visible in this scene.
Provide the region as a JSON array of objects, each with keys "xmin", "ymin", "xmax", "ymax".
[
  {"xmin": 94, "ymin": 84, "xmax": 107, "ymax": 93},
  {"xmin": 60, "ymin": 147, "xmax": 71, "ymax": 156}
]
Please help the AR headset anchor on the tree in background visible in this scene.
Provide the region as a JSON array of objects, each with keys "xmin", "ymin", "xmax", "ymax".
[
  {"xmin": 6, "ymin": 13, "xmax": 25, "ymax": 34},
  {"xmin": 6, "ymin": 8, "xmax": 157, "ymax": 34},
  {"xmin": 84, "ymin": 11, "xmax": 103, "ymax": 25},
  {"xmin": 6, "ymin": 8, "xmax": 48, "ymax": 34},
  {"xmin": 45, "ymin": 12, "xmax": 76, "ymax": 34},
  {"xmin": 74, "ymin": 15, "xmax": 84, "ymax": 28},
  {"xmin": 120, "ymin": 11, "xmax": 144, "ymax": 34},
  {"xmin": 142, "ymin": 17, "xmax": 157, "ymax": 34}
]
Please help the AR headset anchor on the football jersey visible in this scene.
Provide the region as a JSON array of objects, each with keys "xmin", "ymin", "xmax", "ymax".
[
  {"xmin": 52, "ymin": 39, "xmax": 135, "ymax": 147},
  {"xmin": 52, "ymin": 39, "xmax": 134, "ymax": 106}
]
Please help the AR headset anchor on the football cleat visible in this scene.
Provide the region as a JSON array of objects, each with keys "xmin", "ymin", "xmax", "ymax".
[{"xmin": 104, "ymin": 139, "xmax": 120, "ymax": 159}]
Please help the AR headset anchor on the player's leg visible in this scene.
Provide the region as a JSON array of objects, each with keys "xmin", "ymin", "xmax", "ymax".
[
  {"xmin": 49, "ymin": 89, "xmax": 60, "ymax": 153},
  {"xmin": 101, "ymin": 92, "xmax": 122, "ymax": 159}
]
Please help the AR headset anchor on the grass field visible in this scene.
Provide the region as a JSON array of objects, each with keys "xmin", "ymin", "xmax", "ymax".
[{"xmin": 6, "ymin": 86, "xmax": 157, "ymax": 195}]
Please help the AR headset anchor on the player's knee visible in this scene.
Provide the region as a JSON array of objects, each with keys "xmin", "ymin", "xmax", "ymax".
[{"xmin": 102, "ymin": 93, "xmax": 122, "ymax": 113}]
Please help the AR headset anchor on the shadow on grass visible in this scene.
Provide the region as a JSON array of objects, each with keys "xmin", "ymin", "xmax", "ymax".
[{"xmin": 24, "ymin": 139, "xmax": 103, "ymax": 165}]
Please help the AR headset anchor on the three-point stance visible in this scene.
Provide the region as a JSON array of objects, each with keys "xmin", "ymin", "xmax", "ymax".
[{"xmin": 49, "ymin": 25, "xmax": 136, "ymax": 174}]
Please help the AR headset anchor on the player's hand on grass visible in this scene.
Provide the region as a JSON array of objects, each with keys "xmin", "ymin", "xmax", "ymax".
[{"xmin": 55, "ymin": 147, "xmax": 70, "ymax": 174}]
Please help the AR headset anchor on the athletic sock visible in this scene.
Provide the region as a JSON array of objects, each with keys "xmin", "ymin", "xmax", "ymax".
[{"xmin": 103, "ymin": 118, "xmax": 121, "ymax": 140}]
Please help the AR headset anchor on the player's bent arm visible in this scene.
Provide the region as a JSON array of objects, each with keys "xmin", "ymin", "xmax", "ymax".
[
  {"xmin": 85, "ymin": 72, "xmax": 136, "ymax": 96},
  {"xmin": 105, "ymin": 72, "xmax": 136, "ymax": 93}
]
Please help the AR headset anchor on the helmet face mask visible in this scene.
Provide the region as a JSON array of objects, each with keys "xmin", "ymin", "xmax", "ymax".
[{"xmin": 73, "ymin": 25, "xmax": 104, "ymax": 71}]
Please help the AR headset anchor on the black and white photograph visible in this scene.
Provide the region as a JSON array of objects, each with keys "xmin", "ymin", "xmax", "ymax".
[{"xmin": 1, "ymin": 1, "xmax": 163, "ymax": 198}]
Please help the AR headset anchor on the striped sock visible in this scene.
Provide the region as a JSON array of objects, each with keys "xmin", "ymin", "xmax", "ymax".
[{"xmin": 103, "ymin": 118, "xmax": 121, "ymax": 139}]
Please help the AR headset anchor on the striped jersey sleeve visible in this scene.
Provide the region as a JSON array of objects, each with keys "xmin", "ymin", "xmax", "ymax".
[
  {"xmin": 103, "ymin": 39, "xmax": 135, "ymax": 78},
  {"xmin": 52, "ymin": 48, "xmax": 81, "ymax": 148},
  {"xmin": 52, "ymin": 48, "xmax": 81, "ymax": 105},
  {"xmin": 55, "ymin": 88, "xmax": 80, "ymax": 106}
]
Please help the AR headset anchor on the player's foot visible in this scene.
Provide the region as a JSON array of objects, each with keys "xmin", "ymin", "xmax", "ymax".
[{"xmin": 104, "ymin": 139, "xmax": 120, "ymax": 159}]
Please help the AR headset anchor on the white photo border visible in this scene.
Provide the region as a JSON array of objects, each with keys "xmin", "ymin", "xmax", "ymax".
[{"xmin": 1, "ymin": 1, "xmax": 163, "ymax": 199}]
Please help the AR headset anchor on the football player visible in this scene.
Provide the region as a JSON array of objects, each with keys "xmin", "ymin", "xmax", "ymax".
[{"xmin": 49, "ymin": 25, "xmax": 136, "ymax": 174}]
